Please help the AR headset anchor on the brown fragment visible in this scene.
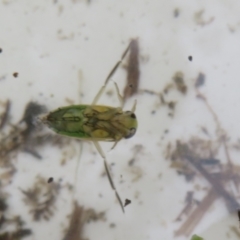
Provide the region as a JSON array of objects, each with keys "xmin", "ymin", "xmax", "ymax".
[
  {"xmin": 13, "ymin": 72, "xmax": 18, "ymax": 78},
  {"xmin": 63, "ymin": 202, "xmax": 105, "ymax": 240},
  {"xmin": 123, "ymin": 39, "xmax": 140, "ymax": 102},
  {"xmin": 64, "ymin": 203, "xmax": 83, "ymax": 240},
  {"xmin": 172, "ymin": 72, "xmax": 187, "ymax": 94}
]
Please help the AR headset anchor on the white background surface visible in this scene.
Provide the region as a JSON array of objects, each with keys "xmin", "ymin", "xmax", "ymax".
[{"xmin": 1, "ymin": 0, "xmax": 240, "ymax": 239}]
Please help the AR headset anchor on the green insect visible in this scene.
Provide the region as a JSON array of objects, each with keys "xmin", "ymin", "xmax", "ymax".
[{"xmin": 42, "ymin": 43, "xmax": 138, "ymax": 212}]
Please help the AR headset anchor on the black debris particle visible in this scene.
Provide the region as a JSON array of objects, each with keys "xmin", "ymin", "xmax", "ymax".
[
  {"xmin": 188, "ymin": 56, "xmax": 192, "ymax": 61},
  {"xmin": 13, "ymin": 72, "xmax": 18, "ymax": 78},
  {"xmin": 48, "ymin": 177, "xmax": 54, "ymax": 183},
  {"xmin": 0, "ymin": 48, "xmax": 2, "ymax": 53},
  {"xmin": 124, "ymin": 199, "xmax": 131, "ymax": 207}
]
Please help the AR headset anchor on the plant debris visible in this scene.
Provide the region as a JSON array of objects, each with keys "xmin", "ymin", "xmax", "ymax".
[
  {"xmin": 230, "ymin": 226, "xmax": 240, "ymax": 238},
  {"xmin": 0, "ymin": 100, "xmax": 10, "ymax": 130},
  {"xmin": 63, "ymin": 202, "xmax": 105, "ymax": 240},
  {"xmin": 175, "ymin": 191, "xmax": 199, "ymax": 221},
  {"xmin": 0, "ymin": 192, "xmax": 31, "ymax": 239},
  {"xmin": 123, "ymin": 39, "xmax": 140, "ymax": 102},
  {"xmin": 172, "ymin": 71, "xmax": 187, "ymax": 94},
  {"xmin": 21, "ymin": 176, "xmax": 61, "ymax": 221},
  {"xmin": 165, "ymin": 73, "xmax": 240, "ymax": 236}
]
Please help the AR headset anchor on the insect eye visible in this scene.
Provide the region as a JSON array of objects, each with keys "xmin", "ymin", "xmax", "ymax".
[
  {"xmin": 130, "ymin": 113, "xmax": 136, "ymax": 119},
  {"xmin": 125, "ymin": 128, "xmax": 136, "ymax": 139}
]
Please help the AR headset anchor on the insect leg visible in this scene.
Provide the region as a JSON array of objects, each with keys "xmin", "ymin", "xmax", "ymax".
[
  {"xmin": 113, "ymin": 82, "xmax": 124, "ymax": 109},
  {"xmin": 92, "ymin": 140, "xmax": 125, "ymax": 213},
  {"xmin": 72, "ymin": 141, "xmax": 83, "ymax": 198},
  {"xmin": 92, "ymin": 43, "xmax": 131, "ymax": 105}
]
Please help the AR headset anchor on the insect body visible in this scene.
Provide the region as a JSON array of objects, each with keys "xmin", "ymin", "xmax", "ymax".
[
  {"xmin": 43, "ymin": 105, "xmax": 137, "ymax": 141},
  {"xmin": 42, "ymin": 42, "xmax": 138, "ymax": 212}
]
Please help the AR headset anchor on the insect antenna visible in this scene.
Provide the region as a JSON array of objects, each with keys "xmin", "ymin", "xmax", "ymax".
[
  {"xmin": 93, "ymin": 141, "xmax": 124, "ymax": 213},
  {"xmin": 131, "ymin": 99, "xmax": 137, "ymax": 112}
]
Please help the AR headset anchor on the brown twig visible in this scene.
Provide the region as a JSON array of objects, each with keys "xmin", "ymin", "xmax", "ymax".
[{"xmin": 123, "ymin": 39, "xmax": 140, "ymax": 102}]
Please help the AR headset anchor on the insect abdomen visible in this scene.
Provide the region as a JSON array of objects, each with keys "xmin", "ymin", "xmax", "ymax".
[{"xmin": 45, "ymin": 105, "xmax": 89, "ymax": 138}]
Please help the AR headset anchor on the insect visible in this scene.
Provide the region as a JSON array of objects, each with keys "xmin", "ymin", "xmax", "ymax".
[{"xmin": 42, "ymin": 42, "xmax": 138, "ymax": 212}]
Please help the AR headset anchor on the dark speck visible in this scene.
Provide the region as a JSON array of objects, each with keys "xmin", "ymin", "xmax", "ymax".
[
  {"xmin": 188, "ymin": 56, "xmax": 192, "ymax": 61},
  {"xmin": 164, "ymin": 129, "xmax": 169, "ymax": 134},
  {"xmin": 0, "ymin": 48, "xmax": 2, "ymax": 53},
  {"xmin": 124, "ymin": 199, "xmax": 131, "ymax": 207},
  {"xmin": 13, "ymin": 72, "xmax": 19, "ymax": 78},
  {"xmin": 48, "ymin": 177, "xmax": 54, "ymax": 183}
]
